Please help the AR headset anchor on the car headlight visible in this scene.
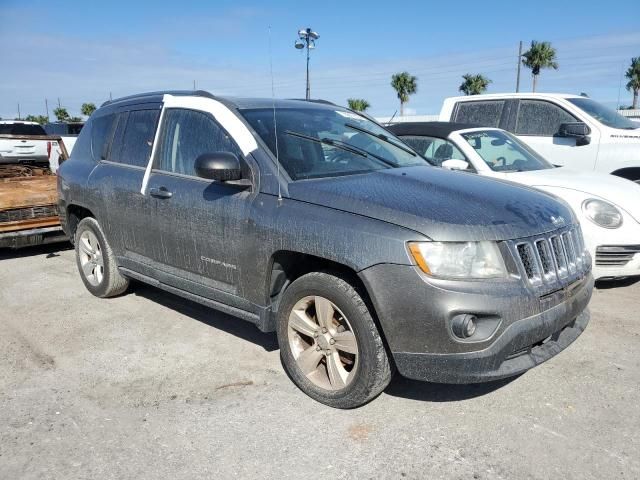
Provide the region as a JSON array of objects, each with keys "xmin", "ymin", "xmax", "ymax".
[
  {"xmin": 582, "ymin": 199, "xmax": 623, "ymax": 229},
  {"xmin": 408, "ymin": 241, "xmax": 508, "ymax": 279}
]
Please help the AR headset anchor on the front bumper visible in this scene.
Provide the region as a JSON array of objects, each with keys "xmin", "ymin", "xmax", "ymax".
[{"xmin": 360, "ymin": 264, "xmax": 593, "ymax": 384}]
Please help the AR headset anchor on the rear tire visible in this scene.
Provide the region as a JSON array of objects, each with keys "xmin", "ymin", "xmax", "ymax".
[
  {"xmin": 74, "ymin": 217, "xmax": 129, "ymax": 298},
  {"xmin": 277, "ymin": 271, "xmax": 392, "ymax": 408}
]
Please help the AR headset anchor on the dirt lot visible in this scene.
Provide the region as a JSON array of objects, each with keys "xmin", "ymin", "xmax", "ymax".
[{"xmin": 1, "ymin": 244, "xmax": 639, "ymax": 480}]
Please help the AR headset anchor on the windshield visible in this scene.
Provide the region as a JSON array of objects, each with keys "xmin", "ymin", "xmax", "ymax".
[
  {"xmin": 0, "ymin": 123, "xmax": 47, "ymax": 135},
  {"xmin": 240, "ymin": 107, "xmax": 427, "ymax": 180},
  {"xmin": 567, "ymin": 97, "xmax": 638, "ymax": 130},
  {"xmin": 461, "ymin": 129, "xmax": 554, "ymax": 172}
]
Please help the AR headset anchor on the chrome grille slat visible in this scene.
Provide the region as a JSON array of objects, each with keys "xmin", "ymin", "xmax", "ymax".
[
  {"xmin": 595, "ymin": 245, "xmax": 640, "ymax": 267},
  {"xmin": 513, "ymin": 225, "xmax": 588, "ymax": 294}
]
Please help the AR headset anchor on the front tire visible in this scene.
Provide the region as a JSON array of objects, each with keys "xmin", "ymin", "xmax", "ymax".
[
  {"xmin": 75, "ymin": 217, "xmax": 129, "ymax": 298},
  {"xmin": 277, "ymin": 271, "xmax": 392, "ymax": 408}
]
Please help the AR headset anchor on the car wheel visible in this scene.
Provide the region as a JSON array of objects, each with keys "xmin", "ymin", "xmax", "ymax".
[
  {"xmin": 75, "ymin": 217, "xmax": 129, "ymax": 298},
  {"xmin": 277, "ymin": 271, "xmax": 393, "ymax": 408}
]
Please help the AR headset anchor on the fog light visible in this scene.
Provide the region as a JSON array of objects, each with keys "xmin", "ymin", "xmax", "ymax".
[{"xmin": 452, "ymin": 314, "xmax": 477, "ymax": 339}]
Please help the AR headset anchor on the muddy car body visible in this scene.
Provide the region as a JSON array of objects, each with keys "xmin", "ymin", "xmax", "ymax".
[{"xmin": 57, "ymin": 91, "xmax": 593, "ymax": 408}]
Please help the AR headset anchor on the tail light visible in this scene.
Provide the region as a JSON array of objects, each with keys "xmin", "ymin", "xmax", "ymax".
[{"xmin": 47, "ymin": 141, "xmax": 51, "ymax": 158}]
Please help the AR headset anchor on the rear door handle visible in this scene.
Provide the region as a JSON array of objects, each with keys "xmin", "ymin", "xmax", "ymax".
[{"xmin": 149, "ymin": 186, "xmax": 173, "ymax": 199}]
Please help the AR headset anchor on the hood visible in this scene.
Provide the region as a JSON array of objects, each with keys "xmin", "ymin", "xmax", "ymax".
[
  {"xmin": 508, "ymin": 168, "xmax": 640, "ymax": 223},
  {"xmin": 287, "ymin": 166, "xmax": 574, "ymax": 241}
]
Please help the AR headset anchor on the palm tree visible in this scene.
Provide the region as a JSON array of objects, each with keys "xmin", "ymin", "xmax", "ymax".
[
  {"xmin": 459, "ymin": 74, "xmax": 491, "ymax": 95},
  {"xmin": 347, "ymin": 98, "xmax": 371, "ymax": 112},
  {"xmin": 81, "ymin": 102, "xmax": 97, "ymax": 117},
  {"xmin": 391, "ymin": 72, "xmax": 417, "ymax": 116},
  {"xmin": 521, "ymin": 41, "xmax": 559, "ymax": 92},
  {"xmin": 625, "ymin": 57, "xmax": 640, "ymax": 110}
]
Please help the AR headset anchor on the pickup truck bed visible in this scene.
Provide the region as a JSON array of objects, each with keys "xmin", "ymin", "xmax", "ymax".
[{"xmin": 0, "ymin": 139, "xmax": 70, "ymax": 248}]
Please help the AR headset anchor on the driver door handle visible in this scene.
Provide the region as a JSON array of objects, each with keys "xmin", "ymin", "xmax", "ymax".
[{"xmin": 149, "ymin": 186, "xmax": 173, "ymax": 199}]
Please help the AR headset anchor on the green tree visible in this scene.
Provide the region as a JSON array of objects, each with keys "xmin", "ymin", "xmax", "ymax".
[
  {"xmin": 347, "ymin": 98, "xmax": 371, "ymax": 112},
  {"xmin": 81, "ymin": 102, "xmax": 97, "ymax": 117},
  {"xmin": 391, "ymin": 72, "xmax": 418, "ymax": 116},
  {"xmin": 69, "ymin": 116, "xmax": 83, "ymax": 122},
  {"xmin": 625, "ymin": 57, "xmax": 640, "ymax": 110},
  {"xmin": 458, "ymin": 74, "xmax": 492, "ymax": 95},
  {"xmin": 53, "ymin": 107, "xmax": 70, "ymax": 122},
  {"xmin": 521, "ymin": 41, "xmax": 559, "ymax": 92},
  {"xmin": 24, "ymin": 114, "xmax": 49, "ymax": 125}
]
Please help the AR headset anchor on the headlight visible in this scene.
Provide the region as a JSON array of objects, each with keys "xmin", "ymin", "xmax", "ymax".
[
  {"xmin": 408, "ymin": 241, "xmax": 508, "ymax": 279},
  {"xmin": 582, "ymin": 199, "xmax": 623, "ymax": 229}
]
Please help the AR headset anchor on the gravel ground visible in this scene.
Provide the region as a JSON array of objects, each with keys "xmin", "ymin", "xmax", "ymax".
[{"xmin": 1, "ymin": 244, "xmax": 639, "ymax": 480}]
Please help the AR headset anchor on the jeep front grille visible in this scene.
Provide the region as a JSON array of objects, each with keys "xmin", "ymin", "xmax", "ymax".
[
  {"xmin": 512, "ymin": 225, "xmax": 589, "ymax": 294},
  {"xmin": 0, "ymin": 205, "xmax": 59, "ymax": 223}
]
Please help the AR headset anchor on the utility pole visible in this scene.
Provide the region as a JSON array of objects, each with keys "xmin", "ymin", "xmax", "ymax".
[
  {"xmin": 57, "ymin": 97, "xmax": 61, "ymax": 108},
  {"xmin": 193, "ymin": 80, "xmax": 196, "ymax": 90},
  {"xmin": 294, "ymin": 28, "xmax": 319, "ymax": 100},
  {"xmin": 516, "ymin": 40, "xmax": 523, "ymax": 93},
  {"xmin": 45, "ymin": 98, "xmax": 49, "ymax": 120},
  {"xmin": 109, "ymin": 92, "xmax": 113, "ymax": 101},
  {"xmin": 17, "ymin": 102, "xmax": 21, "ymax": 120}
]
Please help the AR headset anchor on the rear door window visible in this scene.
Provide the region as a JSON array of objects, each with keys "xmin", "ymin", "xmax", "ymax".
[
  {"xmin": 515, "ymin": 100, "xmax": 577, "ymax": 136},
  {"xmin": 111, "ymin": 109, "xmax": 159, "ymax": 167},
  {"xmin": 453, "ymin": 101, "xmax": 505, "ymax": 127}
]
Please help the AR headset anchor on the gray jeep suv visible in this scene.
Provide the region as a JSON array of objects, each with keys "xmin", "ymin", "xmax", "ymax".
[{"xmin": 57, "ymin": 91, "xmax": 593, "ymax": 408}]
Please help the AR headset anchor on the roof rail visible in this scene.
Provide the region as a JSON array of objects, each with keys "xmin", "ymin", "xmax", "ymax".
[
  {"xmin": 101, "ymin": 90, "xmax": 216, "ymax": 107},
  {"xmin": 287, "ymin": 98, "xmax": 337, "ymax": 106}
]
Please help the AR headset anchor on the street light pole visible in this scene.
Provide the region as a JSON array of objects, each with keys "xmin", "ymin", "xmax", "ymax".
[{"xmin": 295, "ymin": 28, "xmax": 319, "ymax": 100}]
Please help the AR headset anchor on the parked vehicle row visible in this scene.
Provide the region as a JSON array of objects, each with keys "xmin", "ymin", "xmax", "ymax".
[
  {"xmin": 388, "ymin": 122, "xmax": 640, "ymax": 280},
  {"xmin": 57, "ymin": 91, "xmax": 593, "ymax": 408},
  {"xmin": 440, "ymin": 93, "xmax": 640, "ymax": 182}
]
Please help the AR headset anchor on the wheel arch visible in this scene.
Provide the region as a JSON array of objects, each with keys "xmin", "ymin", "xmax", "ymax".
[
  {"xmin": 265, "ymin": 250, "xmax": 393, "ymax": 356},
  {"xmin": 66, "ymin": 204, "xmax": 96, "ymax": 242}
]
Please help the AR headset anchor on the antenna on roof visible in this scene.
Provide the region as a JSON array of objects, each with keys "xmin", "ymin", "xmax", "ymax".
[
  {"xmin": 385, "ymin": 110, "xmax": 398, "ymax": 126},
  {"xmin": 269, "ymin": 26, "xmax": 282, "ymax": 203}
]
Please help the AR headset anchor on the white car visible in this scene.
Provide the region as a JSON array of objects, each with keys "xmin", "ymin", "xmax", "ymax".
[
  {"xmin": 389, "ymin": 122, "xmax": 640, "ymax": 281},
  {"xmin": 0, "ymin": 121, "xmax": 51, "ymax": 165},
  {"xmin": 439, "ymin": 93, "xmax": 640, "ymax": 183}
]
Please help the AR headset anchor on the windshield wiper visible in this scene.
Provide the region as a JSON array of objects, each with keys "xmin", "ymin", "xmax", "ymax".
[
  {"xmin": 344, "ymin": 123, "xmax": 417, "ymax": 156},
  {"xmin": 284, "ymin": 130, "xmax": 397, "ymax": 167}
]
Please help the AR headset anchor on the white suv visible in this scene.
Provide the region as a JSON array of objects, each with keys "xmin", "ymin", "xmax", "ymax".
[
  {"xmin": 440, "ymin": 93, "xmax": 640, "ymax": 182},
  {"xmin": 0, "ymin": 120, "xmax": 50, "ymax": 165}
]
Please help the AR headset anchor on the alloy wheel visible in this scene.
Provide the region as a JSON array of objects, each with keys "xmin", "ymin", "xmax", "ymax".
[
  {"xmin": 287, "ymin": 295, "xmax": 359, "ymax": 390},
  {"xmin": 78, "ymin": 230, "xmax": 104, "ymax": 286}
]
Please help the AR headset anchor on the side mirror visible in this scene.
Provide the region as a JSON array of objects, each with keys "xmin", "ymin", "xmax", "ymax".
[
  {"xmin": 441, "ymin": 159, "xmax": 469, "ymax": 171},
  {"xmin": 195, "ymin": 152, "xmax": 242, "ymax": 182},
  {"xmin": 559, "ymin": 122, "xmax": 591, "ymax": 146}
]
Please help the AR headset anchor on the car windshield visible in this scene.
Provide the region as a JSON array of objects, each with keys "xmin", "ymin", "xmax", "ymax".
[
  {"xmin": 0, "ymin": 123, "xmax": 47, "ymax": 135},
  {"xmin": 567, "ymin": 97, "xmax": 638, "ymax": 130},
  {"xmin": 240, "ymin": 107, "xmax": 427, "ymax": 180},
  {"xmin": 460, "ymin": 129, "xmax": 554, "ymax": 172}
]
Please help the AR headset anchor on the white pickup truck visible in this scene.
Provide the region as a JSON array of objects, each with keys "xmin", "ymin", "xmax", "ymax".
[
  {"xmin": 0, "ymin": 121, "xmax": 51, "ymax": 165},
  {"xmin": 440, "ymin": 93, "xmax": 640, "ymax": 182}
]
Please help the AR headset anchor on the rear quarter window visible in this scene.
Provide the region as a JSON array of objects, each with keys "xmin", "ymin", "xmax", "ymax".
[
  {"xmin": 454, "ymin": 101, "xmax": 505, "ymax": 127},
  {"xmin": 91, "ymin": 114, "xmax": 117, "ymax": 161}
]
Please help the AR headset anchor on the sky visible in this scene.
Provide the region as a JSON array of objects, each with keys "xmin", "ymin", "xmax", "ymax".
[{"xmin": 1, "ymin": 0, "xmax": 639, "ymax": 119}]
